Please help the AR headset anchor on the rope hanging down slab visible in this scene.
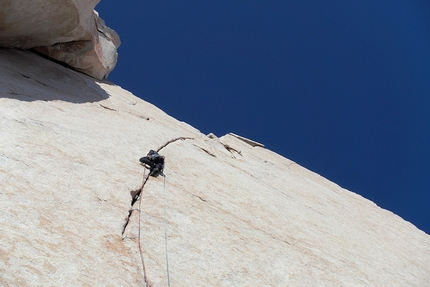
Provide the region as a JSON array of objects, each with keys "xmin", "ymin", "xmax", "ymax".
[
  {"xmin": 163, "ymin": 175, "xmax": 171, "ymax": 287},
  {"xmin": 138, "ymin": 168, "xmax": 150, "ymax": 287},
  {"xmin": 133, "ymin": 136, "xmax": 194, "ymax": 286}
]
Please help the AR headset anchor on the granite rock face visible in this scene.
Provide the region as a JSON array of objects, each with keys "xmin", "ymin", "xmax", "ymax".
[
  {"xmin": 0, "ymin": 0, "xmax": 120, "ymax": 79},
  {"xmin": 1, "ymin": 48, "xmax": 430, "ymax": 286}
]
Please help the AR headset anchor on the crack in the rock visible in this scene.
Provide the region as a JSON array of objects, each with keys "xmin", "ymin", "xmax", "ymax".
[
  {"xmin": 19, "ymin": 72, "xmax": 52, "ymax": 88},
  {"xmin": 19, "ymin": 73, "xmax": 30, "ymax": 79},
  {"xmin": 193, "ymin": 144, "xmax": 216, "ymax": 158},
  {"xmin": 192, "ymin": 194, "xmax": 208, "ymax": 202},
  {"xmin": 121, "ymin": 175, "xmax": 150, "ymax": 236},
  {"xmin": 35, "ymin": 79, "xmax": 49, "ymax": 87},
  {"xmin": 156, "ymin": 136, "xmax": 194, "ymax": 152},
  {"xmin": 20, "ymin": 72, "xmax": 49, "ymax": 87},
  {"xmin": 122, "ymin": 208, "xmax": 138, "ymax": 235},
  {"xmin": 223, "ymin": 143, "xmax": 242, "ymax": 156},
  {"xmin": 99, "ymin": 103, "xmax": 118, "ymax": 111}
]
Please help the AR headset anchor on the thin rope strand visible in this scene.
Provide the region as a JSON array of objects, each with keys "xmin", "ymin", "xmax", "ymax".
[
  {"xmin": 163, "ymin": 174, "xmax": 171, "ymax": 287},
  {"xmin": 138, "ymin": 168, "xmax": 150, "ymax": 287}
]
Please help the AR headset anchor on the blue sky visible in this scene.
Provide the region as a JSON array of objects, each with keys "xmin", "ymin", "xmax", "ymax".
[{"xmin": 97, "ymin": 1, "xmax": 430, "ymax": 234}]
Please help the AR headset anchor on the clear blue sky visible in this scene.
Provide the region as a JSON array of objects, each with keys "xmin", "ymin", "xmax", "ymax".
[{"xmin": 97, "ymin": 0, "xmax": 430, "ymax": 234}]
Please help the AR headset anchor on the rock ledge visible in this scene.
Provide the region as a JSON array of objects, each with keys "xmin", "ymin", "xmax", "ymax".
[{"xmin": 0, "ymin": 0, "xmax": 120, "ymax": 79}]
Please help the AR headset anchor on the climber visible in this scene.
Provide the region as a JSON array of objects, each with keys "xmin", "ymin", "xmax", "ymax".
[{"xmin": 139, "ymin": 150, "xmax": 165, "ymax": 177}]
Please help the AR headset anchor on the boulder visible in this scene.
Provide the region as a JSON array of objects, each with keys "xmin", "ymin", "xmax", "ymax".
[{"xmin": 0, "ymin": 0, "xmax": 120, "ymax": 79}]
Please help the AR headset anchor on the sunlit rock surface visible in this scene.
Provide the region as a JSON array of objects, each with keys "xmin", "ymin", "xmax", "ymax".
[
  {"xmin": 1, "ymin": 48, "xmax": 429, "ymax": 286},
  {"xmin": 0, "ymin": 0, "xmax": 120, "ymax": 79}
]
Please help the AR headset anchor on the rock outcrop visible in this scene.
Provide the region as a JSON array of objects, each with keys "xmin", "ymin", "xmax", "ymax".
[
  {"xmin": 1, "ymin": 48, "xmax": 430, "ymax": 286},
  {"xmin": 0, "ymin": 0, "xmax": 120, "ymax": 80}
]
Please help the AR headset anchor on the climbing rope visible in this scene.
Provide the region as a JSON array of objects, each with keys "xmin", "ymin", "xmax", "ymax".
[
  {"xmin": 163, "ymin": 174, "xmax": 171, "ymax": 287},
  {"xmin": 136, "ymin": 168, "xmax": 171, "ymax": 287},
  {"xmin": 138, "ymin": 168, "xmax": 150, "ymax": 287},
  {"xmin": 134, "ymin": 137, "xmax": 194, "ymax": 286}
]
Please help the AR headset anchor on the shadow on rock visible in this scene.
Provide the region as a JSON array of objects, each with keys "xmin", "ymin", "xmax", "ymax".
[{"xmin": 0, "ymin": 48, "xmax": 111, "ymax": 103}]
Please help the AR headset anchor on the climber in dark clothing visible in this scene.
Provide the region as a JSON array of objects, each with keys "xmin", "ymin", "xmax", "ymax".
[{"xmin": 139, "ymin": 150, "xmax": 165, "ymax": 177}]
